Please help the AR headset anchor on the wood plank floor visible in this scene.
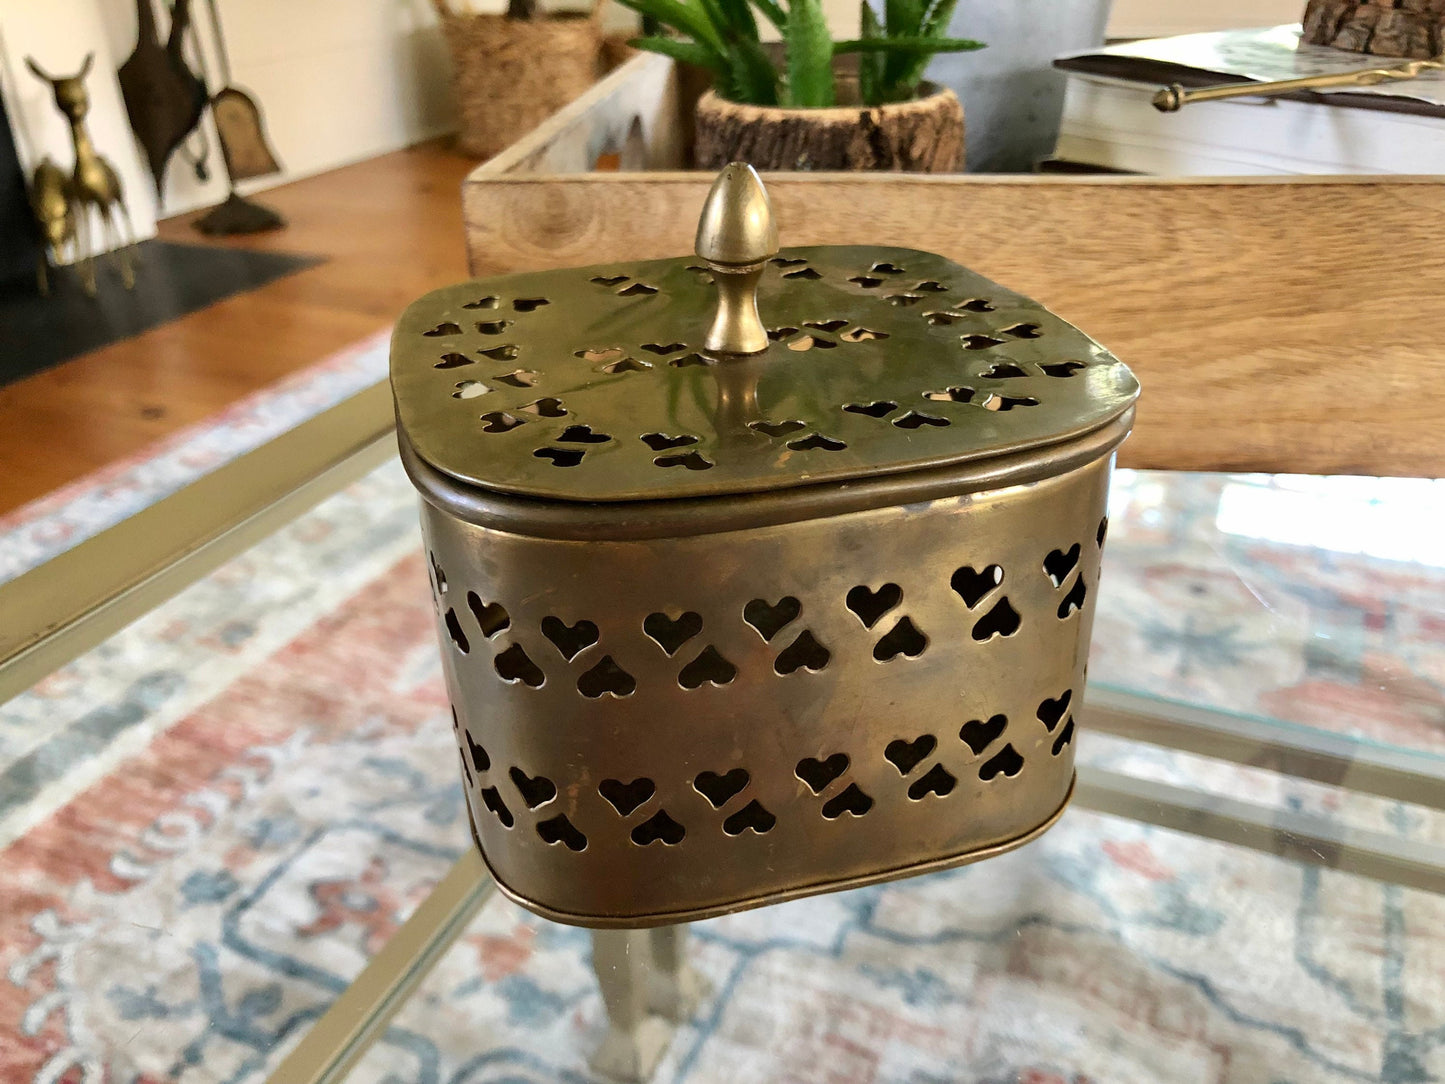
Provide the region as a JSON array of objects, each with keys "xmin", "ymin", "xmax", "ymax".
[{"xmin": 0, "ymin": 141, "xmax": 477, "ymax": 517}]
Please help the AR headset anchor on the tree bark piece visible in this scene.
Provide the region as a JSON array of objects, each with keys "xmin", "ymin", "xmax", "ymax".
[
  {"xmin": 694, "ymin": 85, "xmax": 963, "ymax": 173},
  {"xmin": 1301, "ymin": 0, "xmax": 1445, "ymax": 57}
]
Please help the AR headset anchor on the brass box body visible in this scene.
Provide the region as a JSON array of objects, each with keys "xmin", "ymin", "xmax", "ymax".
[{"xmin": 393, "ymin": 228, "xmax": 1137, "ymax": 927}]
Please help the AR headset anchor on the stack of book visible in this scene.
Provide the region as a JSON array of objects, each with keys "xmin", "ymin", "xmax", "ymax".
[{"xmin": 1051, "ymin": 24, "xmax": 1445, "ymax": 174}]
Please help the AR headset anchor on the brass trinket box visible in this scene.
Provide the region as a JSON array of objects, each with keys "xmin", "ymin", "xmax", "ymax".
[{"xmin": 392, "ymin": 166, "xmax": 1139, "ymax": 928}]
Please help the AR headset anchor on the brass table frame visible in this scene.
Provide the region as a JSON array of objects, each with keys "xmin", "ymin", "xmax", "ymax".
[{"xmin": 3, "ymin": 379, "xmax": 1443, "ymax": 1084}]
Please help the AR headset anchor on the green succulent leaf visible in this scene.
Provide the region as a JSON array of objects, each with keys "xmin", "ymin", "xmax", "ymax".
[
  {"xmin": 725, "ymin": 39, "xmax": 781, "ymax": 103},
  {"xmin": 784, "ymin": 0, "xmax": 835, "ymax": 106},
  {"xmin": 832, "ymin": 35, "xmax": 984, "ymax": 52},
  {"xmin": 628, "ymin": 34, "xmax": 726, "ymax": 73},
  {"xmin": 858, "ymin": 0, "xmax": 883, "ymax": 107},
  {"xmin": 752, "ymin": 0, "xmax": 787, "ymax": 32},
  {"xmin": 610, "ymin": 0, "xmax": 726, "ymax": 53}
]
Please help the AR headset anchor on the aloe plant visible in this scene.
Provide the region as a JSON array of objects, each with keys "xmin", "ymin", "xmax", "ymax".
[{"xmin": 615, "ymin": 0, "xmax": 983, "ymax": 107}]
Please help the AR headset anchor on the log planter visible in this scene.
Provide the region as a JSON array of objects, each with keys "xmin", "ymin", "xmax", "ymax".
[{"xmin": 694, "ymin": 82, "xmax": 964, "ymax": 172}]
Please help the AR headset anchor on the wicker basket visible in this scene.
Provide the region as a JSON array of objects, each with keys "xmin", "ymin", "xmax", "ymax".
[{"xmin": 432, "ymin": 0, "xmax": 604, "ymax": 159}]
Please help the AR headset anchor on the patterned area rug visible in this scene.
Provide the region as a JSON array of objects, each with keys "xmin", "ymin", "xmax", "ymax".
[{"xmin": 1, "ymin": 348, "xmax": 1442, "ymax": 1083}]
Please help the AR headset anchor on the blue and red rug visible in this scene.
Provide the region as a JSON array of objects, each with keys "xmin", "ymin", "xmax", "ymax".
[{"xmin": 1, "ymin": 339, "xmax": 1442, "ymax": 1083}]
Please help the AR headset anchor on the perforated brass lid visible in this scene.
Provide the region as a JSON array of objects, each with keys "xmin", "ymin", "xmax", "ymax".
[{"xmin": 391, "ymin": 168, "xmax": 1138, "ymax": 504}]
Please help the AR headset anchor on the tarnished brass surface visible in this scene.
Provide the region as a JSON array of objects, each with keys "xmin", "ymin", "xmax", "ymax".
[
  {"xmin": 393, "ymin": 165, "xmax": 1137, "ymax": 926},
  {"xmin": 391, "ymin": 248, "xmax": 1137, "ymax": 504},
  {"xmin": 1153, "ymin": 54, "xmax": 1445, "ymax": 111},
  {"xmin": 424, "ymin": 452, "xmax": 1110, "ymax": 925},
  {"xmin": 695, "ymin": 163, "xmax": 777, "ymax": 355}
]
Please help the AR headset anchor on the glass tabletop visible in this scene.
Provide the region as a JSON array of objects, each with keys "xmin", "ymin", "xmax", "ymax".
[{"xmin": 1, "ymin": 451, "xmax": 1441, "ymax": 1083}]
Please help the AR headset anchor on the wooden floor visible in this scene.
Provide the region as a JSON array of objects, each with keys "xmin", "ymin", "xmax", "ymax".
[{"xmin": 0, "ymin": 141, "xmax": 477, "ymax": 517}]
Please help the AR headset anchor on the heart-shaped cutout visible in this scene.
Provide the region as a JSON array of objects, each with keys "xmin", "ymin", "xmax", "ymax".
[
  {"xmin": 886, "ymin": 293, "xmax": 923, "ymax": 307},
  {"xmin": 892, "ymin": 410, "xmax": 950, "ymax": 430},
  {"xmin": 536, "ymin": 813, "xmax": 586, "ymax": 851},
  {"xmin": 618, "ymin": 281, "xmax": 657, "ymax": 296},
  {"xmin": 840, "ymin": 327, "xmax": 888, "ymax": 342},
  {"xmin": 494, "ymin": 369, "xmax": 538, "ymax": 388},
  {"xmin": 971, "ymin": 597, "xmax": 1021, "ymax": 641},
  {"xmin": 630, "ymin": 809, "xmax": 685, "ymax": 846},
  {"xmin": 678, "ymin": 645, "xmax": 736, "ymax": 689},
  {"xmin": 452, "ymin": 380, "xmax": 488, "ymax": 399},
  {"xmin": 575, "ymin": 346, "xmax": 625, "ymax": 362},
  {"xmin": 805, "ymin": 319, "xmax": 847, "ymax": 332},
  {"xmin": 1042, "ymin": 360, "xmax": 1086, "ymax": 378},
  {"xmin": 849, "ymin": 275, "xmax": 882, "ymax": 288},
  {"xmin": 1002, "ymin": 322, "xmax": 1042, "ymax": 339},
  {"xmin": 786, "ymin": 433, "xmax": 846, "ymax": 452},
  {"xmin": 600, "ymin": 777, "xmax": 655, "ymax": 817},
  {"xmin": 541, "ymin": 616, "xmax": 599, "ymax": 660},
  {"xmin": 982, "ymin": 394, "xmax": 1039, "ymax": 412},
  {"xmin": 463, "ymin": 295, "xmax": 499, "ymax": 309},
  {"xmin": 980, "ymin": 362, "xmax": 1028, "ymax": 379},
  {"xmin": 476, "ymin": 320, "xmax": 511, "ymax": 335},
  {"xmin": 979, "ymin": 743, "xmax": 1024, "ymax": 781},
  {"xmin": 821, "ymin": 782, "xmax": 873, "ymax": 819},
  {"xmin": 494, "ymin": 644, "xmax": 544, "ymax": 687},
  {"xmin": 885, "ymin": 734, "xmax": 937, "ymax": 776},
  {"xmin": 1036, "ymin": 690, "xmax": 1072, "ymax": 732},
  {"xmin": 591, "ymin": 274, "xmax": 628, "ymax": 287},
  {"xmin": 558, "ymin": 424, "xmax": 610, "ymax": 444},
  {"xmin": 435, "ymin": 353, "xmax": 473, "ymax": 369},
  {"xmin": 533, "ymin": 447, "xmax": 583, "ymax": 467},
  {"xmin": 907, "ymin": 763, "xmax": 956, "ymax": 800},
  {"xmin": 1097, "ymin": 517, "xmax": 1109, "ymax": 547},
  {"xmin": 962, "ymin": 334, "xmax": 1006, "ymax": 350},
  {"xmin": 723, "ymin": 799, "xmax": 776, "ymax": 836},
  {"xmin": 694, "ymin": 768, "xmax": 749, "ymax": 808},
  {"xmin": 467, "ymin": 593, "xmax": 510, "ymax": 637},
  {"xmin": 950, "ymin": 564, "xmax": 1002, "ymax": 608},
  {"xmin": 954, "ymin": 297, "xmax": 994, "ymax": 312},
  {"xmin": 464, "ymin": 728, "xmax": 490, "ymax": 772},
  {"xmin": 744, "ymin": 596, "xmax": 801, "ymax": 641},
  {"xmin": 653, "ymin": 451, "xmax": 713, "ymax": 471},
  {"xmin": 1057, "ymin": 577, "xmax": 1087, "ymax": 618},
  {"xmin": 643, "ymin": 611, "xmax": 703, "ymax": 655},
  {"xmin": 512, "ymin": 297, "xmax": 550, "ymax": 312},
  {"xmin": 783, "ymin": 266, "xmax": 821, "ymax": 280},
  {"xmin": 870, "ymin": 261, "xmax": 906, "ymax": 275},
  {"xmin": 444, "ymin": 609, "xmax": 469, "ymax": 653},
  {"xmin": 480, "ymin": 786, "xmax": 514, "ymax": 827},
  {"xmin": 669, "ymin": 353, "xmax": 713, "ymax": 368},
  {"xmin": 772, "ymin": 257, "xmax": 808, "ymax": 267},
  {"xmin": 923, "ymin": 311, "xmax": 963, "ymax": 326},
  {"xmin": 1052, "ymin": 719, "xmax": 1076, "ymax": 756},
  {"xmin": 796, "ymin": 753, "xmax": 848, "ymax": 794},
  {"xmin": 767, "ymin": 326, "xmax": 800, "ymax": 341},
  {"xmin": 479, "ymin": 411, "xmax": 524, "ymax": 434},
  {"xmin": 478, "ymin": 344, "xmax": 519, "ymax": 362},
  {"xmin": 960, "ymin": 713, "xmax": 1007, "ymax": 754},
  {"xmin": 846, "ymin": 583, "xmax": 902, "ymax": 629},
  {"xmin": 774, "ymin": 629, "xmax": 830, "ymax": 674},
  {"xmin": 924, "ymin": 386, "xmax": 976, "ymax": 403},
  {"xmin": 873, "ymin": 617, "xmax": 927, "ymax": 662},
  {"xmin": 577, "ymin": 655, "xmax": 635, "ymax": 699},
  {"xmin": 601, "ymin": 357, "xmax": 651, "ymax": 374},
  {"xmin": 843, "ymin": 400, "xmax": 898, "ymax": 419},
  {"xmin": 641, "ymin": 341, "xmax": 687, "ymax": 354},
  {"xmin": 748, "ymin": 419, "xmax": 806, "ymax": 438},
  {"xmin": 509, "ymin": 766, "xmax": 556, "ymax": 809},
  {"xmin": 423, "ymin": 322, "xmax": 461, "ymax": 337},
  {"xmin": 914, "ymin": 280, "xmax": 948, "ymax": 292},
  {"xmin": 520, "ymin": 397, "xmax": 566, "ymax": 418},
  {"xmin": 641, "ymin": 432, "xmax": 698, "ymax": 451},
  {"xmin": 1044, "ymin": 544, "xmax": 1081, "ymax": 587}
]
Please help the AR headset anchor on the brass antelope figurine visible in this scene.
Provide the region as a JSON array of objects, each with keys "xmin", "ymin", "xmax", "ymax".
[
  {"xmin": 28, "ymin": 158, "xmax": 76, "ymax": 297},
  {"xmin": 26, "ymin": 53, "xmax": 136, "ymax": 295}
]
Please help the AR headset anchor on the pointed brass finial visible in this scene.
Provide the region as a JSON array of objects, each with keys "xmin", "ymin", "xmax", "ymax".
[{"xmin": 696, "ymin": 163, "xmax": 778, "ymax": 355}]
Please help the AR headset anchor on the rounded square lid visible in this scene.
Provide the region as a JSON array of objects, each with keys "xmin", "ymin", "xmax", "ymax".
[{"xmin": 390, "ymin": 244, "xmax": 1138, "ymax": 503}]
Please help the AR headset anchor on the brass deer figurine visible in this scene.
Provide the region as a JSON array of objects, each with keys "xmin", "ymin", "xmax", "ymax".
[
  {"xmin": 26, "ymin": 53, "xmax": 136, "ymax": 295},
  {"xmin": 28, "ymin": 157, "xmax": 76, "ymax": 296}
]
